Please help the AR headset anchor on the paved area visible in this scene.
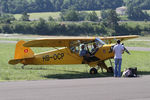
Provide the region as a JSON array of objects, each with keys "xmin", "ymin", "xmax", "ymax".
[
  {"xmin": 0, "ymin": 40, "xmax": 17, "ymax": 44},
  {"xmin": 127, "ymin": 47, "xmax": 150, "ymax": 51},
  {"xmin": 0, "ymin": 76, "xmax": 150, "ymax": 100}
]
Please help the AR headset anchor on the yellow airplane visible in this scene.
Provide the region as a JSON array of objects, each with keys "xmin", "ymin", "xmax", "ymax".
[{"xmin": 8, "ymin": 35, "xmax": 138, "ymax": 74}]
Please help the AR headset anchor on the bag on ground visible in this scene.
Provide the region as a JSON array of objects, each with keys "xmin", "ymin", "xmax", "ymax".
[{"xmin": 122, "ymin": 67, "xmax": 137, "ymax": 77}]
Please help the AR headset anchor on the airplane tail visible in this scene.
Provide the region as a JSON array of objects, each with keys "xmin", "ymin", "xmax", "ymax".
[{"xmin": 8, "ymin": 40, "xmax": 34, "ymax": 65}]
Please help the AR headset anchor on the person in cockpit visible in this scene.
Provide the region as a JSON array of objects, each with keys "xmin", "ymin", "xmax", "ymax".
[{"xmin": 91, "ymin": 43, "xmax": 99, "ymax": 55}]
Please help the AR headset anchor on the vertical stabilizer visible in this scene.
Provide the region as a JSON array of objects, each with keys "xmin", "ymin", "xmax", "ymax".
[{"xmin": 14, "ymin": 40, "xmax": 34, "ymax": 59}]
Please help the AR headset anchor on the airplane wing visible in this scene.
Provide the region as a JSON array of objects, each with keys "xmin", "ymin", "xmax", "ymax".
[
  {"xmin": 100, "ymin": 35, "xmax": 139, "ymax": 44},
  {"xmin": 23, "ymin": 35, "xmax": 138, "ymax": 47},
  {"xmin": 23, "ymin": 37, "xmax": 95, "ymax": 47}
]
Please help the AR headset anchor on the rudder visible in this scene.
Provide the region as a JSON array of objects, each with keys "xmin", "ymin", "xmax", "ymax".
[
  {"xmin": 8, "ymin": 40, "xmax": 34, "ymax": 65},
  {"xmin": 14, "ymin": 40, "xmax": 34, "ymax": 59}
]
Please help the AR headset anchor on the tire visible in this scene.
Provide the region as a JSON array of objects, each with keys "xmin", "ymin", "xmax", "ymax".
[
  {"xmin": 107, "ymin": 66, "xmax": 114, "ymax": 73},
  {"xmin": 90, "ymin": 68, "xmax": 97, "ymax": 74}
]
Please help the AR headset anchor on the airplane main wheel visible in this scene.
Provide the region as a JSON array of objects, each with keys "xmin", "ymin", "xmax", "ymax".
[
  {"xmin": 107, "ymin": 66, "xmax": 114, "ymax": 73},
  {"xmin": 90, "ymin": 68, "xmax": 97, "ymax": 74}
]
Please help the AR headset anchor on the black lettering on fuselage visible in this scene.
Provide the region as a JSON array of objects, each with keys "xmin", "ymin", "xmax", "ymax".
[{"xmin": 42, "ymin": 53, "xmax": 64, "ymax": 62}]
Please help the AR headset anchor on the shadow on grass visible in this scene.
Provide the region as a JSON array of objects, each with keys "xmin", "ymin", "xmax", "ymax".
[
  {"xmin": 42, "ymin": 72, "xmax": 113, "ymax": 79},
  {"xmin": 15, "ymin": 67, "xmax": 114, "ymax": 79},
  {"xmin": 14, "ymin": 67, "xmax": 150, "ymax": 79},
  {"xmin": 21, "ymin": 67, "xmax": 88, "ymax": 74},
  {"xmin": 40, "ymin": 70, "xmax": 150, "ymax": 79},
  {"xmin": 14, "ymin": 67, "xmax": 50, "ymax": 70},
  {"xmin": 137, "ymin": 71, "xmax": 150, "ymax": 75}
]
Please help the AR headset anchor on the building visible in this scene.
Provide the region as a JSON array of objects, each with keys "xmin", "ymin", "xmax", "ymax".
[{"xmin": 116, "ymin": 6, "xmax": 127, "ymax": 15}]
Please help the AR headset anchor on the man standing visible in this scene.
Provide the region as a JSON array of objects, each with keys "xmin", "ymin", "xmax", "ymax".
[{"xmin": 113, "ymin": 40, "xmax": 124, "ymax": 77}]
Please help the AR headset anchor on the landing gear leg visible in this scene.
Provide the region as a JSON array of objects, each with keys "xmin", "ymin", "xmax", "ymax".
[
  {"xmin": 97, "ymin": 64, "xmax": 103, "ymax": 73},
  {"xmin": 97, "ymin": 61, "xmax": 109, "ymax": 72},
  {"xmin": 109, "ymin": 59, "xmax": 113, "ymax": 68},
  {"xmin": 108, "ymin": 59, "xmax": 114, "ymax": 73}
]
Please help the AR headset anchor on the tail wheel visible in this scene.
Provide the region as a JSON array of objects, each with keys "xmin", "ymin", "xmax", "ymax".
[{"xmin": 90, "ymin": 68, "xmax": 97, "ymax": 74}]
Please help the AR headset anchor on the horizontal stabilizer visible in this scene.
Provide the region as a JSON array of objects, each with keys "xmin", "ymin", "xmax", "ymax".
[
  {"xmin": 8, "ymin": 59, "xmax": 24, "ymax": 65},
  {"xmin": 8, "ymin": 56, "xmax": 34, "ymax": 65},
  {"xmin": 8, "ymin": 40, "xmax": 35, "ymax": 65}
]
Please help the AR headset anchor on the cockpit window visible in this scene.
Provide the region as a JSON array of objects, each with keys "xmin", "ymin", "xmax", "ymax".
[
  {"xmin": 95, "ymin": 38, "xmax": 106, "ymax": 47},
  {"xmin": 70, "ymin": 46, "xmax": 79, "ymax": 53},
  {"xmin": 70, "ymin": 38, "xmax": 105, "ymax": 55}
]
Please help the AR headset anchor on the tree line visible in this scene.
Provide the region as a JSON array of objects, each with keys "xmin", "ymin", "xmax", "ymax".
[
  {"xmin": 0, "ymin": 0, "xmax": 123, "ymax": 14},
  {"xmin": 0, "ymin": 9, "xmax": 149, "ymax": 36},
  {"xmin": 1, "ymin": 0, "xmax": 150, "ymax": 14},
  {"xmin": 125, "ymin": 0, "xmax": 150, "ymax": 10},
  {"xmin": 0, "ymin": 20, "xmax": 145, "ymax": 36}
]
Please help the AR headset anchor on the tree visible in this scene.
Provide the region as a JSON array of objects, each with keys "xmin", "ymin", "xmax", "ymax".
[
  {"xmin": 0, "ymin": 14, "xmax": 15, "ymax": 24},
  {"xmin": 125, "ymin": 0, "xmax": 150, "ymax": 10},
  {"xmin": 127, "ymin": 5, "xmax": 150, "ymax": 21},
  {"xmin": 78, "ymin": 12, "xmax": 89, "ymax": 21},
  {"xmin": 0, "ymin": 0, "xmax": 123, "ymax": 14},
  {"xmin": 48, "ymin": 16, "xmax": 55, "ymax": 21},
  {"xmin": 86, "ymin": 11, "xmax": 99, "ymax": 21},
  {"xmin": 20, "ymin": 12, "xmax": 30, "ymax": 21},
  {"xmin": 1, "ymin": 24, "xmax": 12, "ymax": 33},
  {"xmin": 101, "ymin": 10, "xmax": 108, "ymax": 20},
  {"xmin": 102, "ymin": 10, "xmax": 120, "ymax": 29},
  {"xmin": 60, "ymin": 9, "xmax": 79, "ymax": 21}
]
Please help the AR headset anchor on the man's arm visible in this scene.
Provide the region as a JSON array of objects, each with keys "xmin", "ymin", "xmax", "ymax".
[
  {"xmin": 113, "ymin": 46, "xmax": 116, "ymax": 53},
  {"xmin": 122, "ymin": 45, "xmax": 125, "ymax": 54},
  {"xmin": 91, "ymin": 48, "xmax": 98, "ymax": 55},
  {"xmin": 79, "ymin": 51, "xmax": 83, "ymax": 57}
]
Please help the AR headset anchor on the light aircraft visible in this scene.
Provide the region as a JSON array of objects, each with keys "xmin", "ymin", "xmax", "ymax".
[{"xmin": 8, "ymin": 35, "xmax": 138, "ymax": 74}]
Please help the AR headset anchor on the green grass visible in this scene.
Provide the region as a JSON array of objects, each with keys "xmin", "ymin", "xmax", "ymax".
[
  {"xmin": 0, "ymin": 37, "xmax": 31, "ymax": 41},
  {"xmin": 144, "ymin": 10, "xmax": 150, "ymax": 15},
  {"xmin": 120, "ymin": 21, "xmax": 150, "ymax": 29},
  {"xmin": 14, "ymin": 12, "xmax": 60, "ymax": 20},
  {"xmin": 0, "ymin": 41, "xmax": 150, "ymax": 81},
  {"xmin": 133, "ymin": 36, "xmax": 150, "ymax": 40},
  {"xmin": 119, "ymin": 15, "xmax": 129, "ymax": 21},
  {"xmin": 124, "ymin": 41, "xmax": 150, "ymax": 47},
  {"xmin": 83, "ymin": 10, "xmax": 101, "ymax": 17},
  {"xmin": 123, "ymin": 36, "xmax": 150, "ymax": 47},
  {"xmin": 122, "ymin": 51, "xmax": 150, "ymax": 70},
  {"xmin": 14, "ymin": 11, "xmax": 101, "ymax": 20}
]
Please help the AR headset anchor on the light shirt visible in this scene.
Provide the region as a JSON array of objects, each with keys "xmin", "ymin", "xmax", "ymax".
[
  {"xmin": 79, "ymin": 49, "xmax": 87, "ymax": 56},
  {"xmin": 113, "ymin": 44, "xmax": 124, "ymax": 59}
]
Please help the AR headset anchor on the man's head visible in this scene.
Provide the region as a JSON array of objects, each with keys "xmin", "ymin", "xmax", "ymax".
[
  {"xmin": 81, "ymin": 45, "xmax": 85, "ymax": 50},
  {"xmin": 117, "ymin": 40, "xmax": 121, "ymax": 44}
]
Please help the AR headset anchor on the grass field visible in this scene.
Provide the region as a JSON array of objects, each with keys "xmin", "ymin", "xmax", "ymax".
[
  {"xmin": 144, "ymin": 10, "xmax": 150, "ymax": 15},
  {"xmin": 120, "ymin": 21, "xmax": 150, "ymax": 29},
  {"xmin": 124, "ymin": 41, "xmax": 150, "ymax": 47},
  {"xmin": 14, "ymin": 12, "xmax": 60, "ymax": 20},
  {"xmin": 0, "ymin": 36, "xmax": 150, "ymax": 81}
]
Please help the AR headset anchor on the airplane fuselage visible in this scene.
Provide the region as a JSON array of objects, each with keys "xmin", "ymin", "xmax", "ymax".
[{"xmin": 22, "ymin": 44, "xmax": 114, "ymax": 67}]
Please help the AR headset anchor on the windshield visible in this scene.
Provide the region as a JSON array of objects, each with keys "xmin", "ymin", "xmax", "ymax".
[{"xmin": 95, "ymin": 38, "xmax": 106, "ymax": 47}]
